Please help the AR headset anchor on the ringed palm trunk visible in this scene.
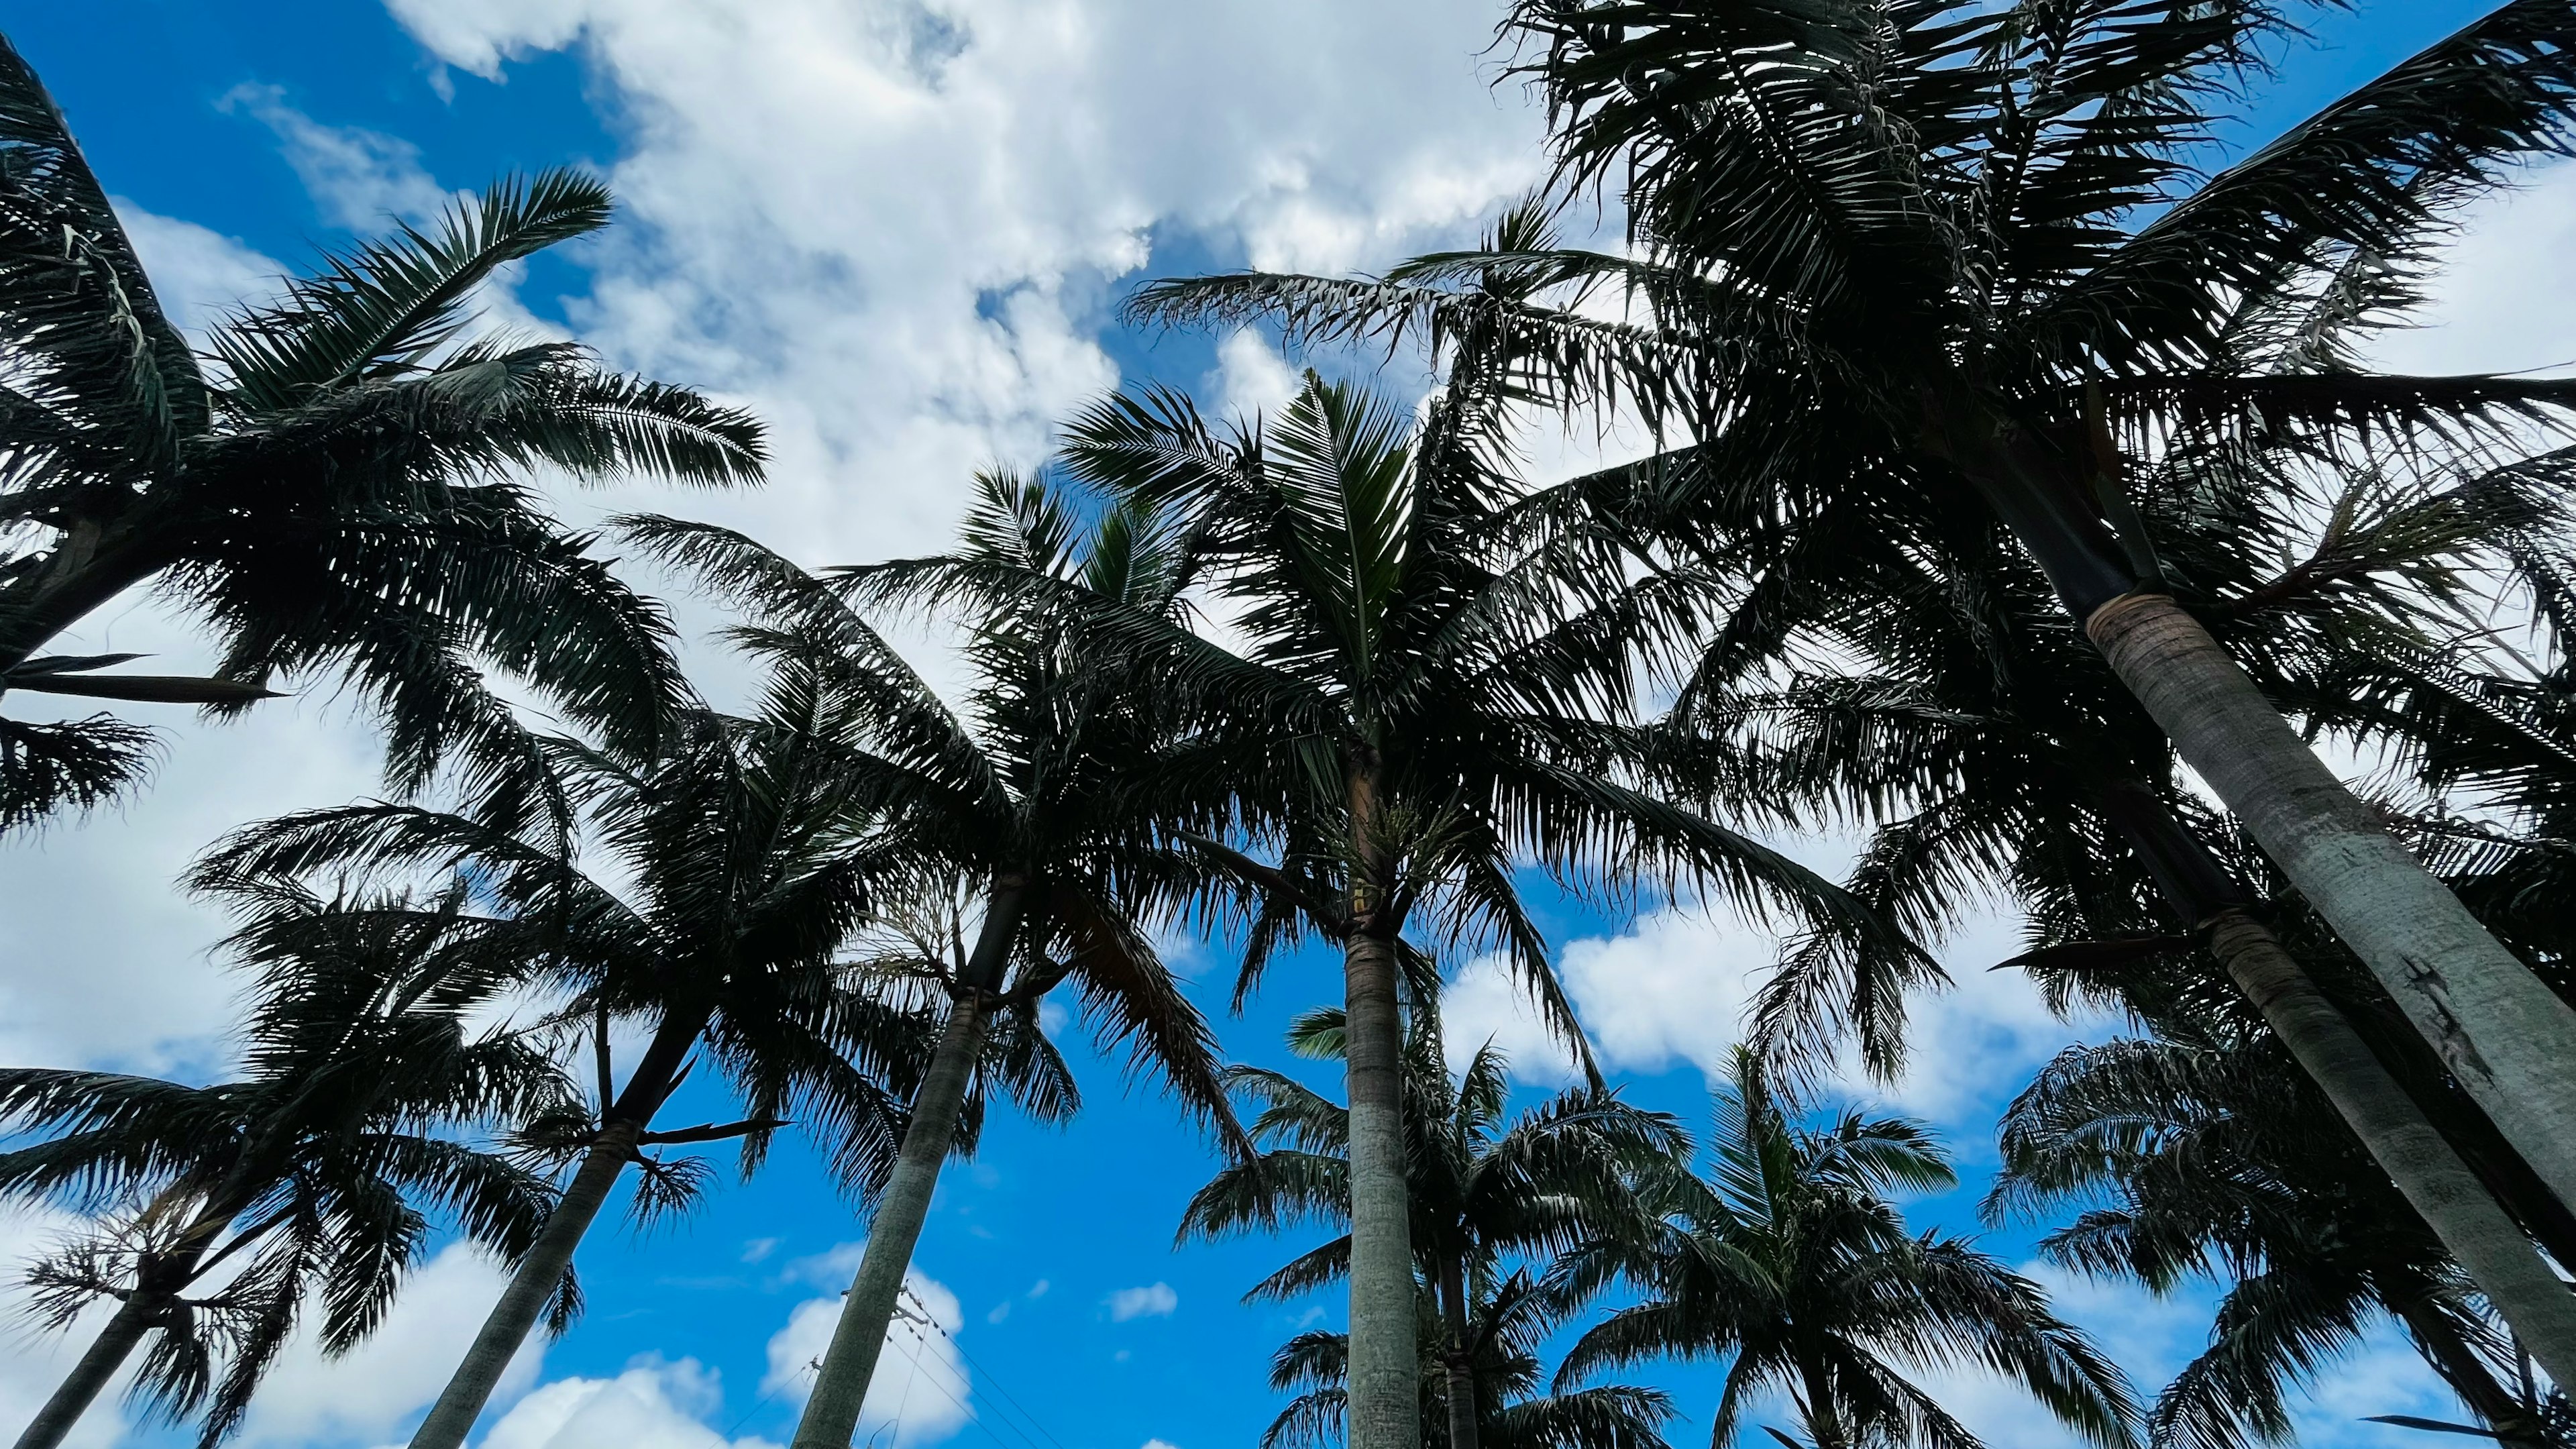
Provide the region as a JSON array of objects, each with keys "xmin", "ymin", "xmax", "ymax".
[
  {"xmin": 1343, "ymin": 925, "xmax": 1419, "ymax": 1449},
  {"xmin": 2089, "ymin": 593, "xmax": 2576, "ymax": 1213},
  {"xmin": 1342, "ymin": 761, "xmax": 1420, "ymax": 1449},
  {"xmin": 2103, "ymin": 788, "xmax": 2576, "ymax": 1385},
  {"xmin": 1950, "ymin": 417, "xmax": 2576, "ymax": 1212},
  {"xmin": 407, "ymin": 1010, "xmax": 706, "ymax": 1449},
  {"xmin": 1436, "ymin": 1259, "xmax": 1479, "ymax": 1449},
  {"xmin": 790, "ymin": 879, "xmax": 1027, "ymax": 1449}
]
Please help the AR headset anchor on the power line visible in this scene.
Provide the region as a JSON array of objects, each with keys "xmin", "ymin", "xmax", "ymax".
[{"xmin": 896, "ymin": 1285, "xmax": 1078, "ymax": 1449}]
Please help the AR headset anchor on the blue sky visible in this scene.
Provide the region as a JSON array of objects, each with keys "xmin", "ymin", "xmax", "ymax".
[{"xmin": 0, "ymin": 4, "xmax": 2567, "ymax": 1449}]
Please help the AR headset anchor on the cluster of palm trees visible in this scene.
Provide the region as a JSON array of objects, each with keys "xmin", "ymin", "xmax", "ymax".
[{"xmin": 8, "ymin": 1, "xmax": 2576, "ymax": 1448}]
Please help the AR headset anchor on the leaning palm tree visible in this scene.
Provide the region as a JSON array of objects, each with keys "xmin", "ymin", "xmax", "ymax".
[
  {"xmin": 1041, "ymin": 364, "xmax": 1912, "ymax": 1449},
  {"xmin": 1611, "ymin": 443, "xmax": 2576, "ymax": 1379},
  {"xmin": 0, "ymin": 879, "xmax": 570, "ymax": 1449},
  {"xmin": 1183, "ymin": 1008, "xmax": 1686, "ymax": 1449},
  {"xmin": 616, "ymin": 480, "xmax": 1247, "ymax": 1449},
  {"xmin": 1262, "ymin": 1273, "xmax": 1676, "ymax": 1449},
  {"xmin": 0, "ymin": 34, "xmax": 763, "ymax": 829},
  {"xmin": 193, "ymin": 643, "xmax": 984, "ymax": 1449},
  {"xmin": 1556, "ymin": 1051, "xmax": 2137, "ymax": 1449},
  {"xmin": 1991, "ymin": 1029, "xmax": 2567, "ymax": 1449},
  {"xmin": 1138, "ymin": 0, "xmax": 2576, "ymax": 1212}
]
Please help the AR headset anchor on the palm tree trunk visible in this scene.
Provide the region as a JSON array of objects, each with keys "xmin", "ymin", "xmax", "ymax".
[
  {"xmin": 1344, "ymin": 926, "xmax": 1421, "ymax": 1449},
  {"xmin": 2090, "ymin": 592, "xmax": 2576, "ymax": 1213},
  {"xmin": 2098, "ymin": 784, "xmax": 2576, "ymax": 1379},
  {"xmin": 407, "ymin": 1011, "xmax": 703, "ymax": 1449},
  {"xmin": 2203, "ymin": 910, "xmax": 2576, "ymax": 1389},
  {"xmin": 11, "ymin": 1292, "xmax": 159, "ymax": 1449},
  {"xmin": 1437, "ymin": 1258, "xmax": 1478, "ymax": 1449},
  {"xmin": 791, "ymin": 879, "xmax": 1026, "ymax": 1449},
  {"xmin": 1946, "ymin": 415, "xmax": 2576, "ymax": 1212}
]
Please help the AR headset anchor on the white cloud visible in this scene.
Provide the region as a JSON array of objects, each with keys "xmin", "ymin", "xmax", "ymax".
[
  {"xmin": 761, "ymin": 1269, "xmax": 969, "ymax": 1446},
  {"xmin": 1142, "ymin": 1439, "xmax": 1183, "ymax": 1449},
  {"xmin": 1442, "ymin": 902, "xmax": 2099, "ymax": 1126},
  {"xmin": 111, "ymin": 205, "xmax": 283, "ymax": 336},
  {"xmin": 220, "ymin": 82, "xmax": 455, "ymax": 228},
  {"xmin": 2371, "ymin": 158, "xmax": 2576, "ymax": 378},
  {"xmin": 1104, "ymin": 1282, "xmax": 1177, "ymax": 1322},
  {"xmin": 481, "ymin": 1356, "xmax": 775, "ymax": 1449},
  {"xmin": 1210, "ymin": 328, "xmax": 1303, "ymax": 422},
  {"xmin": 235, "ymin": 1242, "xmax": 543, "ymax": 1448},
  {"xmin": 366, "ymin": 0, "xmax": 1553, "ymax": 575}
]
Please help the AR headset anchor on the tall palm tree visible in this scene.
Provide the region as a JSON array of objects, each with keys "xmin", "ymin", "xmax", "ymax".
[
  {"xmin": 1140, "ymin": 0, "xmax": 2576, "ymax": 1211},
  {"xmin": 616, "ymin": 481, "xmax": 1247, "ymax": 1449},
  {"xmin": 1182, "ymin": 1008, "xmax": 1687, "ymax": 1449},
  {"xmin": 193, "ymin": 643, "xmax": 974, "ymax": 1449},
  {"xmin": 1991, "ymin": 1029, "xmax": 2566, "ymax": 1449},
  {"xmin": 1604, "ymin": 441, "xmax": 2576, "ymax": 1377},
  {"xmin": 0, "ymin": 34, "xmax": 764, "ymax": 830},
  {"xmin": 1260, "ymin": 1273, "xmax": 1676, "ymax": 1449},
  {"xmin": 1045, "ymin": 365, "xmax": 1912, "ymax": 1449},
  {"xmin": 1556, "ymin": 1051, "xmax": 2137, "ymax": 1449},
  {"xmin": 0, "ymin": 879, "xmax": 570, "ymax": 1449}
]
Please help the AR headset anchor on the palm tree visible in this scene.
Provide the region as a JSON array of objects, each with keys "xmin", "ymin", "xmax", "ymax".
[
  {"xmin": 1042, "ymin": 363, "xmax": 1911, "ymax": 1449},
  {"xmin": 1140, "ymin": 0, "xmax": 2576, "ymax": 1213},
  {"xmin": 1182, "ymin": 1007, "xmax": 1688, "ymax": 1449},
  {"xmin": 1260, "ymin": 1273, "xmax": 1676, "ymax": 1449},
  {"xmin": 616, "ymin": 481, "xmax": 1247, "ymax": 1449},
  {"xmin": 1991, "ymin": 1029, "xmax": 2567, "ymax": 1449},
  {"xmin": 193, "ymin": 642, "xmax": 974, "ymax": 1449},
  {"xmin": 0, "ymin": 879, "xmax": 570, "ymax": 1449},
  {"xmin": 1556, "ymin": 1051, "xmax": 2137, "ymax": 1449},
  {"xmin": 1603, "ymin": 442, "xmax": 2576, "ymax": 1379},
  {"xmin": 0, "ymin": 34, "xmax": 764, "ymax": 830}
]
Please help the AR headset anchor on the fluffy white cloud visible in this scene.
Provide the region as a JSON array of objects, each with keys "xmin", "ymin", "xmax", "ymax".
[
  {"xmin": 366, "ymin": 0, "xmax": 1553, "ymax": 571},
  {"xmin": 1104, "ymin": 1282, "xmax": 1177, "ymax": 1322},
  {"xmin": 1442, "ymin": 900, "xmax": 2098, "ymax": 1126},
  {"xmin": 761, "ymin": 1261, "xmax": 969, "ymax": 1446},
  {"xmin": 481, "ymin": 1356, "xmax": 775, "ymax": 1449}
]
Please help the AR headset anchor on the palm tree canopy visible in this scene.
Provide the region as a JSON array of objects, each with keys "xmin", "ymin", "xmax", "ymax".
[
  {"xmin": 1263, "ymin": 1275, "xmax": 1679, "ymax": 1449},
  {"xmin": 616, "ymin": 474, "xmax": 1247, "ymax": 1150},
  {"xmin": 184, "ymin": 643, "xmax": 983, "ymax": 1205},
  {"xmin": 1988, "ymin": 1029, "xmax": 2555, "ymax": 1449},
  {"xmin": 1556, "ymin": 1051, "xmax": 2137, "ymax": 1449},
  {"xmin": 1008, "ymin": 366, "xmax": 1919, "ymax": 1062},
  {"xmin": 0, "ymin": 33, "xmax": 766, "ymax": 830},
  {"xmin": 1180, "ymin": 1005, "xmax": 1686, "ymax": 1299},
  {"xmin": 0, "ymin": 879, "xmax": 573, "ymax": 1444}
]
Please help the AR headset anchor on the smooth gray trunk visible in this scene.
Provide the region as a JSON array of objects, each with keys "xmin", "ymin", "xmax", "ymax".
[
  {"xmin": 2204, "ymin": 910, "xmax": 2576, "ymax": 1386},
  {"xmin": 789, "ymin": 994, "xmax": 987, "ymax": 1449},
  {"xmin": 1438, "ymin": 1260, "xmax": 1477, "ymax": 1449},
  {"xmin": 409, "ymin": 1010, "xmax": 703, "ymax": 1449},
  {"xmin": 1344, "ymin": 929, "xmax": 1420, "ymax": 1449},
  {"xmin": 406, "ymin": 1123, "xmax": 637, "ymax": 1449},
  {"xmin": 11, "ymin": 1293, "xmax": 157, "ymax": 1449},
  {"xmin": 792, "ymin": 880, "xmax": 1024, "ymax": 1449},
  {"xmin": 2090, "ymin": 593, "xmax": 2576, "ymax": 1214}
]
